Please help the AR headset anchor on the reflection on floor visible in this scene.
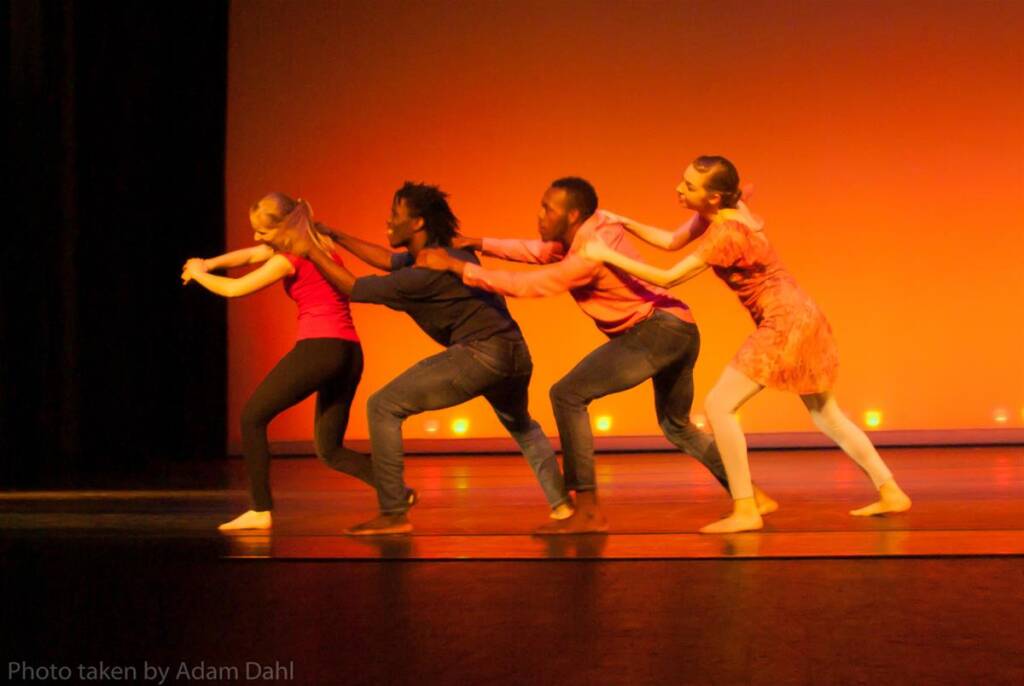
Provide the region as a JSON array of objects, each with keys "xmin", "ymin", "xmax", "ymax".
[{"xmin": 3, "ymin": 446, "xmax": 1022, "ymax": 559}]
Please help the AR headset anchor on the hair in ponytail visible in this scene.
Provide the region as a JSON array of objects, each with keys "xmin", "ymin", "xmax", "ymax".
[{"xmin": 255, "ymin": 192, "xmax": 335, "ymax": 252}]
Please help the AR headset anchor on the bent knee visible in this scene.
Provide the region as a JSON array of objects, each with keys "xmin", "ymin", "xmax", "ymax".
[
  {"xmin": 809, "ymin": 406, "xmax": 847, "ymax": 435},
  {"xmin": 548, "ymin": 380, "xmax": 574, "ymax": 406},
  {"xmin": 240, "ymin": 403, "xmax": 269, "ymax": 433},
  {"xmin": 703, "ymin": 390, "xmax": 734, "ymax": 418},
  {"xmin": 366, "ymin": 390, "xmax": 390, "ymax": 416}
]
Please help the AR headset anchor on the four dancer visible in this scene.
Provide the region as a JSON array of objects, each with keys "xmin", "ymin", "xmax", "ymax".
[{"xmin": 188, "ymin": 164, "xmax": 911, "ymax": 535}]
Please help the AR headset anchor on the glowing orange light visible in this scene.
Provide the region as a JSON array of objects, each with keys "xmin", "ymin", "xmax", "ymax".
[
  {"xmin": 993, "ymin": 409, "xmax": 1008, "ymax": 424},
  {"xmin": 451, "ymin": 418, "xmax": 470, "ymax": 435},
  {"xmin": 864, "ymin": 410, "xmax": 882, "ymax": 428},
  {"xmin": 423, "ymin": 419, "xmax": 440, "ymax": 433},
  {"xmin": 693, "ymin": 413, "xmax": 706, "ymax": 430},
  {"xmin": 595, "ymin": 415, "xmax": 612, "ymax": 432}
]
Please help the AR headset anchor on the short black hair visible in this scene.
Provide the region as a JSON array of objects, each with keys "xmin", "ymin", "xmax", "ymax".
[
  {"xmin": 550, "ymin": 176, "xmax": 598, "ymax": 222},
  {"xmin": 393, "ymin": 181, "xmax": 460, "ymax": 246}
]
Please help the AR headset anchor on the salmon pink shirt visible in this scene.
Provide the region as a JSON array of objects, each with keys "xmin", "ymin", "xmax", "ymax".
[
  {"xmin": 281, "ymin": 251, "xmax": 360, "ymax": 343},
  {"xmin": 462, "ymin": 211, "xmax": 694, "ymax": 336}
]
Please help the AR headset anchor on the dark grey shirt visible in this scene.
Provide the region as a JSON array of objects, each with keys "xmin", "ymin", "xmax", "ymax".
[{"xmin": 349, "ymin": 248, "xmax": 522, "ymax": 348}]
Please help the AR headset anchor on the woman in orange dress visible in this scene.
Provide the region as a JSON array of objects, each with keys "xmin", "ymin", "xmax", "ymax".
[{"xmin": 583, "ymin": 156, "xmax": 911, "ymax": 533}]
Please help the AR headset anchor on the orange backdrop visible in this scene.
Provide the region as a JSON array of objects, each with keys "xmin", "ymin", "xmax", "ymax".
[{"xmin": 225, "ymin": 0, "xmax": 1023, "ymax": 447}]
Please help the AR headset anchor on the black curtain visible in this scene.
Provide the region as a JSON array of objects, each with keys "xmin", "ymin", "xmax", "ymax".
[{"xmin": 3, "ymin": 1, "xmax": 229, "ymax": 487}]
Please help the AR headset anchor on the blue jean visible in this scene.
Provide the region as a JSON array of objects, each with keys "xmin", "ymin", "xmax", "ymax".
[
  {"xmin": 549, "ymin": 310, "xmax": 729, "ymax": 493},
  {"xmin": 367, "ymin": 336, "xmax": 566, "ymax": 514}
]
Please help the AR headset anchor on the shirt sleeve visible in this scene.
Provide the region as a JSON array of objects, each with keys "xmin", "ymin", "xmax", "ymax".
[
  {"xmin": 350, "ymin": 267, "xmax": 450, "ymax": 309},
  {"xmin": 349, "ymin": 273, "xmax": 408, "ymax": 310},
  {"xmin": 481, "ymin": 238, "xmax": 565, "ymax": 264},
  {"xmin": 695, "ymin": 220, "xmax": 745, "ymax": 268},
  {"xmin": 462, "ymin": 253, "xmax": 599, "ymax": 297}
]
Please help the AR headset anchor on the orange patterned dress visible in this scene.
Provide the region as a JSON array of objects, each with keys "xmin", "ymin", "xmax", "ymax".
[{"xmin": 695, "ymin": 204, "xmax": 839, "ymax": 394}]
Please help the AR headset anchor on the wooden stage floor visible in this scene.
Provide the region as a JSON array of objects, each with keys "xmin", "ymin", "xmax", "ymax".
[
  {"xmin": 3, "ymin": 446, "xmax": 1023, "ymax": 685},
  {"xmin": 2, "ymin": 446, "xmax": 1021, "ymax": 560}
]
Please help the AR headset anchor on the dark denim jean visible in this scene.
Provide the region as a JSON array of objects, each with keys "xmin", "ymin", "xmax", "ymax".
[
  {"xmin": 549, "ymin": 310, "xmax": 729, "ymax": 492},
  {"xmin": 367, "ymin": 336, "xmax": 566, "ymax": 514}
]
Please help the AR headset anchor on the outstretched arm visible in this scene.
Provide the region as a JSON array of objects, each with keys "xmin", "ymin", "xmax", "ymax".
[
  {"xmin": 475, "ymin": 237, "xmax": 565, "ymax": 264},
  {"xmin": 183, "ymin": 245, "xmax": 274, "ymax": 277},
  {"xmin": 185, "ymin": 254, "xmax": 294, "ymax": 297},
  {"xmin": 581, "ymin": 239, "xmax": 708, "ymax": 288},
  {"xmin": 316, "ymin": 222, "xmax": 396, "ymax": 272},
  {"xmin": 417, "ymin": 247, "xmax": 598, "ymax": 298},
  {"xmin": 603, "ymin": 210, "xmax": 709, "ymax": 251}
]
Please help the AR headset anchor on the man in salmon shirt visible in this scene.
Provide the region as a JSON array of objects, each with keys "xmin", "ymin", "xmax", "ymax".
[{"xmin": 416, "ymin": 177, "xmax": 775, "ymax": 533}]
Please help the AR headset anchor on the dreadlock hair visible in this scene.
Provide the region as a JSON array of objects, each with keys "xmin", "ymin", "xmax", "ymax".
[{"xmin": 393, "ymin": 182, "xmax": 460, "ymax": 247}]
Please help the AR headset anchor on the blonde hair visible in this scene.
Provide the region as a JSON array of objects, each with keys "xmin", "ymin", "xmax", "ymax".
[{"xmin": 255, "ymin": 192, "xmax": 335, "ymax": 253}]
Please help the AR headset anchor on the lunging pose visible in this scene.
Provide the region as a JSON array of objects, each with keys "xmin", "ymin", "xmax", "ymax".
[{"xmin": 183, "ymin": 193, "xmax": 373, "ymax": 531}]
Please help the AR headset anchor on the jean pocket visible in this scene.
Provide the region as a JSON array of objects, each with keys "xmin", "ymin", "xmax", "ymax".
[
  {"xmin": 632, "ymin": 313, "xmax": 698, "ymax": 367},
  {"xmin": 449, "ymin": 345, "xmax": 505, "ymax": 396},
  {"xmin": 464, "ymin": 339, "xmax": 515, "ymax": 377}
]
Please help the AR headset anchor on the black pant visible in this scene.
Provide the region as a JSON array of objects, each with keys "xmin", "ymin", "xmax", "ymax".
[{"xmin": 240, "ymin": 338, "xmax": 367, "ymax": 511}]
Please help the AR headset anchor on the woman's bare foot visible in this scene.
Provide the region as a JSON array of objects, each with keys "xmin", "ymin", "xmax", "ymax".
[
  {"xmin": 535, "ymin": 491, "xmax": 608, "ymax": 534},
  {"xmin": 218, "ymin": 510, "xmax": 272, "ymax": 531},
  {"xmin": 850, "ymin": 479, "xmax": 912, "ymax": 516},
  {"xmin": 753, "ymin": 485, "xmax": 779, "ymax": 515},
  {"xmin": 700, "ymin": 497, "xmax": 763, "ymax": 534},
  {"xmin": 345, "ymin": 513, "xmax": 412, "ymax": 536}
]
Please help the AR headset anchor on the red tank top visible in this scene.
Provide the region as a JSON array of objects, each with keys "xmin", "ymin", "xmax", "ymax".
[{"xmin": 281, "ymin": 251, "xmax": 360, "ymax": 343}]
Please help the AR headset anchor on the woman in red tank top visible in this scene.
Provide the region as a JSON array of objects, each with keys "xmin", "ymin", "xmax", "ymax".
[
  {"xmin": 584, "ymin": 156, "xmax": 911, "ymax": 534},
  {"xmin": 183, "ymin": 193, "xmax": 387, "ymax": 531}
]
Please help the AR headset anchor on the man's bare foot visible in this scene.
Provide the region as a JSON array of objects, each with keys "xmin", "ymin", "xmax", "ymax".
[
  {"xmin": 753, "ymin": 485, "xmax": 779, "ymax": 515},
  {"xmin": 345, "ymin": 513, "xmax": 412, "ymax": 535},
  {"xmin": 535, "ymin": 491, "xmax": 607, "ymax": 534},
  {"xmin": 550, "ymin": 502, "xmax": 575, "ymax": 520},
  {"xmin": 535, "ymin": 510, "xmax": 609, "ymax": 534},
  {"xmin": 218, "ymin": 510, "xmax": 272, "ymax": 531},
  {"xmin": 700, "ymin": 497, "xmax": 763, "ymax": 534},
  {"xmin": 850, "ymin": 479, "xmax": 912, "ymax": 516}
]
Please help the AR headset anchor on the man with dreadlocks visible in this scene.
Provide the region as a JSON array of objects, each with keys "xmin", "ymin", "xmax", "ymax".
[{"xmin": 267, "ymin": 182, "xmax": 570, "ymax": 534}]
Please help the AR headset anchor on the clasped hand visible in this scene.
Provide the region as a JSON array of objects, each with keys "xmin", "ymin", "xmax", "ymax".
[{"xmin": 181, "ymin": 258, "xmax": 207, "ymax": 284}]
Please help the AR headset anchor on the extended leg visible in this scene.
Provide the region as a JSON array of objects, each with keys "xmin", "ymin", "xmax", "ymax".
[{"xmin": 802, "ymin": 392, "xmax": 911, "ymax": 516}]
